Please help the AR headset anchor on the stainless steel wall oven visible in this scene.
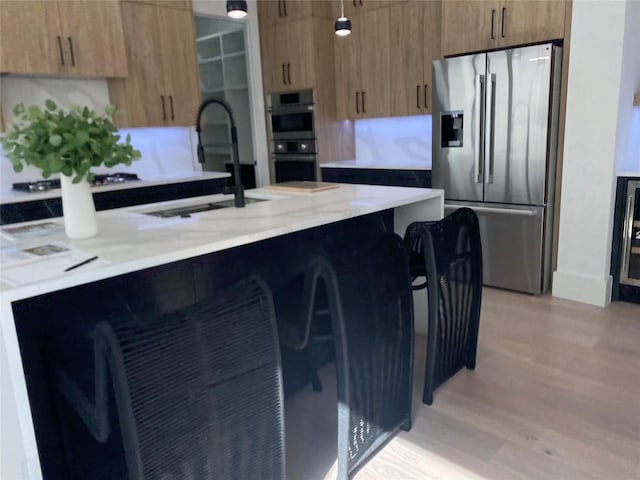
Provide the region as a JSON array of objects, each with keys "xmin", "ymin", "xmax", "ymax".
[{"xmin": 268, "ymin": 90, "xmax": 317, "ymax": 182}]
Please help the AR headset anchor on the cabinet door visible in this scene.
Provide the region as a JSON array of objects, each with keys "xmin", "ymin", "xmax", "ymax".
[
  {"xmin": 282, "ymin": 18, "xmax": 315, "ymax": 91},
  {"xmin": 0, "ymin": 1, "xmax": 64, "ymax": 75},
  {"xmin": 259, "ymin": 25, "xmax": 285, "ymax": 94},
  {"xmin": 280, "ymin": 0, "xmax": 313, "ymax": 21},
  {"xmin": 334, "ymin": 19, "xmax": 360, "ymax": 119},
  {"xmin": 359, "ymin": 8, "xmax": 390, "ymax": 118},
  {"xmin": 389, "ymin": 1, "xmax": 424, "ymax": 117},
  {"xmin": 442, "ymin": 0, "xmax": 499, "ymax": 56},
  {"xmin": 111, "ymin": 1, "xmax": 165, "ymax": 126},
  {"xmin": 498, "ymin": 0, "xmax": 565, "ymax": 47},
  {"xmin": 423, "ymin": 0, "xmax": 442, "ymax": 114},
  {"xmin": 257, "ymin": 0, "xmax": 283, "ymax": 28},
  {"xmin": 155, "ymin": 6, "xmax": 201, "ymax": 125},
  {"xmin": 57, "ymin": 0, "xmax": 128, "ymax": 77},
  {"xmin": 344, "ymin": 0, "xmax": 390, "ymax": 17}
]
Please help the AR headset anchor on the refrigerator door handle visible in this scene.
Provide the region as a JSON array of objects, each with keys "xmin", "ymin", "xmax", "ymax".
[
  {"xmin": 485, "ymin": 73, "xmax": 496, "ymax": 184},
  {"xmin": 474, "ymin": 74, "xmax": 486, "ymax": 184},
  {"xmin": 445, "ymin": 204, "xmax": 538, "ymax": 217}
]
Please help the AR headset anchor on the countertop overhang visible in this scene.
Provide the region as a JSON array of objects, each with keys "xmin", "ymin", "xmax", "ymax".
[{"xmin": 0, "ymin": 184, "xmax": 444, "ymax": 300}]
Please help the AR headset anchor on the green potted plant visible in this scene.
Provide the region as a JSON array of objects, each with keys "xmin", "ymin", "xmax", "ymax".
[{"xmin": 1, "ymin": 99, "xmax": 141, "ymax": 239}]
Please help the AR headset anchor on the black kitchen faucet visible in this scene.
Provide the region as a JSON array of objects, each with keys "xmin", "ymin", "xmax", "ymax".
[{"xmin": 195, "ymin": 97, "xmax": 245, "ymax": 208}]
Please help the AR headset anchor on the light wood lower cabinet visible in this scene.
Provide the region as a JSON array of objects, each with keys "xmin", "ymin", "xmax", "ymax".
[
  {"xmin": 0, "ymin": 0, "xmax": 127, "ymax": 77},
  {"xmin": 442, "ymin": 0, "xmax": 566, "ymax": 56},
  {"xmin": 108, "ymin": 1, "xmax": 200, "ymax": 127}
]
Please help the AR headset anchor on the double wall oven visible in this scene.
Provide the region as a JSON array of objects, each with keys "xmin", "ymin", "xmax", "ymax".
[{"xmin": 268, "ymin": 90, "xmax": 317, "ymax": 182}]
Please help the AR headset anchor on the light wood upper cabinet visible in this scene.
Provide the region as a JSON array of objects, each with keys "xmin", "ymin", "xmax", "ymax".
[
  {"xmin": 259, "ymin": 17, "xmax": 315, "ymax": 93},
  {"xmin": 358, "ymin": 8, "xmax": 390, "ymax": 118},
  {"xmin": 0, "ymin": 0, "xmax": 127, "ymax": 77},
  {"xmin": 336, "ymin": 1, "xmax": 440, "ymax": 120},
  {"xmin": 498, "ymin": 0, "xmax": 565, "ymax": 47},
  {"xmin": 57, "ymin": 1, "xmax": 128, "ymax": 77},
  {"xmin": 108, "ymin": 1, "xmax": 200, "ymax": 127},
  {"xmin": 442, "ymin": 0, "xmax": 498, "ymax": 56},
  {"xmin": 334, "ymin": 9, "xmax": 390, "ymax": 119},
  {"xmin": 443, "ymin": 0, "xmax": 566, "ymax": 56},
  {"xmin": 154, "ymin": 5, "xmax": 200, "ymax": 125},
  {"xmin": 389, "ymin": 0, "xmax": 441, "ymax": 116},
  {"xmin": 0, "ymin": 1, "xmax": 64, "ymax": 75},
  {"xmin": 343, "ymin": 0, "xmax": 391, "ymax": 17},
  {"xmin": 257, "ymin": 0, "xmax": 336, "ymax": 29},
  {"xmin": 126, "ymin": 0, "xmax": 192, "ymax": 9}
]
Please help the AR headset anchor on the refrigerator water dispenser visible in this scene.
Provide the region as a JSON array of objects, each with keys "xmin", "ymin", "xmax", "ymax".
[{"xmin": 441, "ymin": 111, "xmax": 464, "ymax": 147}]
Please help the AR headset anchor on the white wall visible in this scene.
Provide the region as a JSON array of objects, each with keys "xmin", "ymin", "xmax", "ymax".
[
  {"xmin": 615, "ymin": 0, "xmax": 640, "ymax": 173},
  {"xmin": 553, "ymin": 0, "xmax": 640, "ymax": 306},
  {"xmin": 192, "ymin": 0, "xmax": 269, "ymax": 187}
]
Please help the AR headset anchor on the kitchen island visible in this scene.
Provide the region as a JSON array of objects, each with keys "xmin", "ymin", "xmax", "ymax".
[{"xmin": 0, "ymin": 183, "xmax": 443, "ymax": 479}]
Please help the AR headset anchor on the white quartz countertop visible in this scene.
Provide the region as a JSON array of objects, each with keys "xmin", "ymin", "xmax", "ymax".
[
  {"xmin": 0, "ymin": 184, "xmax": 443, "ymax": 301},
  {"xmin": 617, "ymin": 171, "xmax": 640, "ymax": 177},
  {"xmin": 0, "ymin": 171, "xmax": 230, "ymax": 204},
  {"xmin": 320, "ymin": 160, "xmax": 431, "ymax": 170}
]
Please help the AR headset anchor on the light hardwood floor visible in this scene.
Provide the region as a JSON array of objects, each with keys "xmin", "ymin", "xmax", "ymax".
[{"xmin": 284, "ymin": 288, "xmax": 640, "ymax": 480}]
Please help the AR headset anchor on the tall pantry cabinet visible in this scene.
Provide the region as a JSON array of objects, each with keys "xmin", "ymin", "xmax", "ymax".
[{"xmin": 257, "ymin": 0, "xmax": 355, "ymax": 181}]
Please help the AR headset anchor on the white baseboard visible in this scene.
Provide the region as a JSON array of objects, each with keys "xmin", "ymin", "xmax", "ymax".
[{"xmin": 552, "ymin": 270, "xmax": 612, "ymax": 307}]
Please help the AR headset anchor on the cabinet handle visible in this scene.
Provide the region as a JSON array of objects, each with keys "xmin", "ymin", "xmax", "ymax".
[
  {"xmin": 424, "ymin": 84, "xmax": 429, "ymax": 109},
  {"xmin": 287, "ymin": 63, "xmax": 291, "ymax": 85},
  {"xmin": 362, "ymin": 91, "xmax": 366, "ymax": 113},
  {"xmin": 161, "ymin": 96, "xmax": 167, "ymax": 121},
  {"xmin": 501, "ymin": 7, "xmax": 506, "ymax": 38},
  {"xmin": 359, "ymin": 0, "xmax": 363, "ymax": 5},
  {"xmin": 67, "ymin": 37, "xmax": 75, "ymax": 66},
  {"xmin": 278, "ymin": 0, "xmax": 282, "ymax": 17},
  {"xmin": 169, "ymin": 95, "xmax": 175, "ymax": 120},
  {"xmin": 283, "ymin": 0, "xmax": 287, "ymax": 16},
  {"xmin": 57, "ymin": 36, "xmax": 65, "ymax": 65},
  {"xmin": 416, "ymin": 85, "xmax": 421, "ymax": 110},
  {"xmin": 491, "ymin": 9, "xmax": 496, "ymax": 39},
  {"xmin": 282, "ymin": 64, "xmax": 287, "ymax": 85},
  {"xmin": 356, "ymin": 92, "xmax": 360, "ymax": 113}
]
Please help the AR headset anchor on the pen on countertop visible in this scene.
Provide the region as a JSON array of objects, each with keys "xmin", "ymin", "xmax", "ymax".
[{"xmin": 64, "ymin": 256, "xmax": 99, "ymax": 272}]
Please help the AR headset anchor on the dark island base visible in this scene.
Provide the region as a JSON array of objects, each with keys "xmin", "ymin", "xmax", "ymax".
[{"xmin": 12, "ymin": 211, "xmax": 393, "ymax": 479}]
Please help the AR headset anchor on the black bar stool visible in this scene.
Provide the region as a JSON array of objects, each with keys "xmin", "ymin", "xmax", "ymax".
[{"xmin": 404, "ymin": 207, "xmax": 483, "ymax": 405}]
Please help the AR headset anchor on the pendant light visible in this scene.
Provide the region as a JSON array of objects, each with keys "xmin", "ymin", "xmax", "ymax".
[
  {"xmin": 335, "ymin": 0, "xmax": 352, "ymax": 37},
  {"xmin": 226, "ymin": 0, "xmax": 248, "ymax": 19}
]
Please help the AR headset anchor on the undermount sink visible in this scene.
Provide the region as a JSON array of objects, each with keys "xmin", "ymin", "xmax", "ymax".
[{"xmin": 143, "ymin": 197, "xmax": 268, "ymax": 218}]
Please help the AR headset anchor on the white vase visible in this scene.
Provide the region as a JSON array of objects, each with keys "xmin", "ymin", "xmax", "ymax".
[{"xmin": 60, "ymin": 174, "xmax": 98, "ymax": 239}]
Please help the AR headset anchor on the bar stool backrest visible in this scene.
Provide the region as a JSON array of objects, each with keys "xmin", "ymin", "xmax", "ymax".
[{"xmin": 404, "ymin": 207, "xmax": 483, "ymax": 405}]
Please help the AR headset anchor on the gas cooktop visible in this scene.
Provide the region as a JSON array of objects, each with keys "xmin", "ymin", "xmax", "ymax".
[{"xmin": 12, "ymin": 173, "xmax": 140, "ymax": 193}]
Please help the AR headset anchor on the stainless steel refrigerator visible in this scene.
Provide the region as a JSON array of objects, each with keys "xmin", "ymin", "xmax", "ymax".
[{"xmin": 432, "ymin": 43, "xmax": 562, "ymax": 295}]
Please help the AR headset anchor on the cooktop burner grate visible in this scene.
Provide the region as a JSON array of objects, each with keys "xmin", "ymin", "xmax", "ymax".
[{"xmin": 12, "ymin": 173, "xmax": 140, "ymax": 192}]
